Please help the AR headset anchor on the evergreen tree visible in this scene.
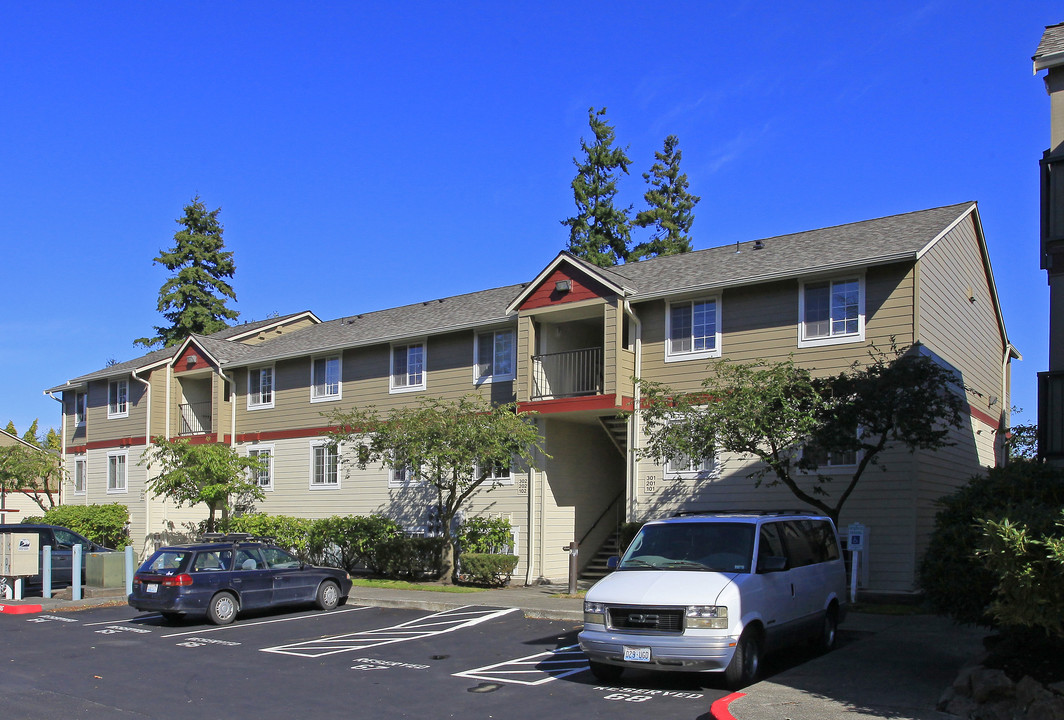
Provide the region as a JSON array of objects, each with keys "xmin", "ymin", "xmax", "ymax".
[
  {"xmin": 631, "ymin": 135, "xmax": 700, "ymax": 260},
  {"xmin": 562, "ymin": 107, "xmax": 632, "ymax": 267},
  {"xmin": 135, "ymin": 196, "xmax": 239, "ymax": 349}
]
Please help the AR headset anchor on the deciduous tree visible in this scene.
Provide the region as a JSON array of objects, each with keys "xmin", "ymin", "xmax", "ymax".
[
  {"xmin": 562, "ymin": 107, "xmax": 632, "ymax": 267},
  {"xmin": 328, "ymin": 397, "xmax": 545, "ymax": 583},
  {"xmin": 0, "ymin": 420, "xmax": 61, "ymax": 512},
  {"xmin": 135, "ymin": 196, "xmax": 239, "ymax": 349},
  {"xmin": 631, "ymin": 135, "xmax": 700, "ymax": 260}
]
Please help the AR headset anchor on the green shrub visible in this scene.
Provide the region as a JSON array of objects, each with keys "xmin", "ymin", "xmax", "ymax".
[
  {"xmin": 376, "ymin": 536, "xmax": 444, "ymax": 580},
  {"xmin": 919, "ymin": 460, "xmax": 1064, "ymax": 626},
  {"xmin": 457, "ymin": 516, "xmax": 513, "ymax": 554},
  {"xmin": 28, "ymin": 504, "xmax": 130, "ymax": 549},
  {"xmin": 460, "ymin": 553, "xmax": 518, "ymax": 586},
  {"xmin": 978, "ymin": 512, "xmax": 1064, "ymax": 638},
  {"xmin": 307, "ymin": 514, "xmax": 402, "ymax": 573},
  {"xmin": 227, "ymin": 514, "xmax": 315, "ymax": 558}
]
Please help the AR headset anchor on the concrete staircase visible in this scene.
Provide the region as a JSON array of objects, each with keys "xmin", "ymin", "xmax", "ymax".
[{"xmin": 579, "ymin": 531, "xmax": 621, "ymax": 583}]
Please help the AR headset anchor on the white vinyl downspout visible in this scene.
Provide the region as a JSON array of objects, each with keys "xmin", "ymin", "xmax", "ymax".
[
  {"xmin": 622, "ymin": 299, "xmax": 642, "ymax": 523},
  {"xmin": 45, "ymin": 391, "xmax": 66, "ymax": 506},
  {"xmin": 221, "ymin": 369, "xmax": 238, "ymax": 447},
  {"xmin": 131, "ymin": 369, "xmax": 152, "ymax": 546}
]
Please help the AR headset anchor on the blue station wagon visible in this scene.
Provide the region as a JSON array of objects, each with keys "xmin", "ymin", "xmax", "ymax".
[{"xmin": 128, "ymin": 534, "xmax": 352, "ymax": 625}]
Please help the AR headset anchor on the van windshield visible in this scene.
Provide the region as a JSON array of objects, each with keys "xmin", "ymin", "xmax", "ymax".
[{"xmin": 619, "ymin": 522, "xmax": 755, "ymax": 573}]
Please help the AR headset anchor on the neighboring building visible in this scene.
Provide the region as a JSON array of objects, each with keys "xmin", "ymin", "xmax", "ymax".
[
  {"xmin": 45, "ymin": 202, "xmax": 1013, "ymax": 596},
  {"xmin": 1035, "ymin": 22, "xmax": 1064, "ymax": 461},
  {"xmin": 0, "ymin": 428, "xmax": 58, "ymax": 522}
]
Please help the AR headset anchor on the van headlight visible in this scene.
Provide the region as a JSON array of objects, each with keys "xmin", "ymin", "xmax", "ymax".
[
  {"xmin": 583, "ymin": 601, "xmax": 607, "ymax": 625},
  {"xmin": 686, "ymin": 605, "xmax": 728, "ymax": 629}
]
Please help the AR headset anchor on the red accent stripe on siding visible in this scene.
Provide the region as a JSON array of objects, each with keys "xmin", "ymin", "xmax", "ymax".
[
  {"xmin": 68, "ymin": 437, "xmax": 147, "ymax": 452},
  {"xmin": 235, "ymin": 426, "xmax": 337, "ymax": 443},
  {"xmin": 520, "ymin": 267, "xmax": 615, "ymax": 310},
  {"xmin": 969, "ymin": 405, "xmax": 1001, "ymax": 429},
  {"xmin": 517, "ymin": 395, "xmax": 634, "ymax": 414}
]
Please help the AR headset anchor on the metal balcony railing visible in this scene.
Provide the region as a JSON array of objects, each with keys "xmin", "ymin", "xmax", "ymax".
[
  {"xmin": 531, "ymin": 347, "xmax": 603, "ymax": 400},
  {"xmin": 179, "ymin": 402, "xmax": 212, "ymax": 436}
]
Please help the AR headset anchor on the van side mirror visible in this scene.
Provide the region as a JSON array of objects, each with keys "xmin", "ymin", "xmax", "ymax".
[
  {"xmin": 606, "ymin": 556, "xmax": 620, "ymax": 570},
  {"xmin": 758, "ymin": 555, "xmax": 787, "ymax": 573}
]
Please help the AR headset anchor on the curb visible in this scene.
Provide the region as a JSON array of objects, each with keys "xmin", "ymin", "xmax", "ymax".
[
  {"xmin": 0, "ymin": 603, "xmax": 43, "ymax": 614},
  {"xmin": 710, "ymin": 692, "xmax": 745, "ymax": 720}
]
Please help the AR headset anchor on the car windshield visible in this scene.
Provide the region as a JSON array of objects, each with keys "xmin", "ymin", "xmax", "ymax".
[
  {"xmin": 619, "ymin": 522, "xmax": 755, "ymax": 573},
  {"xmin": 140, "ymin": 551, "xmax": 190, "ymax": 575}
]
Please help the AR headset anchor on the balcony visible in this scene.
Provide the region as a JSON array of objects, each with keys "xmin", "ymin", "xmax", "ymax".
[
  {"xmin": 179, "ymin": 402, "xmax": 212, "ymax": 436},
  {"xmin": 531, "ymin": 347, "xmax": 603, "ymax": 400}
]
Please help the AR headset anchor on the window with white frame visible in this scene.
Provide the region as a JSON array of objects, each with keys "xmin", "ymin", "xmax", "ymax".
[
  {"xmin": 391, "ymin": 342, "xmax": 426, "ymax": 392},
  {"xmin": 73, "ymin": 457, "xmax": 86, "ymax": 494},
  {"xmin": 477, "ymin": 459, "xmax": 513, "ymax": 485},
  {"xmin": 107, "ymin": 451, "xmax": 127, "ymax": 492},
  {"xmin": 475, "ymin": 330, "xmax": 515, "ymax": 383},
  {"xmin": 665, "ymin": 298, "xmax": 721, "ymax": 362},
  {"xmin": 248, "ymin": 367, "xmax": 274, "ymax": 409},
  {"xmin": 311, "ymin": 356, "xmax": 341, "ymax": 401},
  {"xmin": 799, "ymin": 277, "xmax": 864, "ymax": 347},
  {"xmin": 247, "ymin": 445, "xmax": 274, "ymax": 490},
  {"xmin": 310, "ymin": 441, "xmax": 338, "ymax": 488},
  {"xmin": 74, "ymin": 393, "xmax": 86, "ymax": 426},
  {"xmin": 664, "ymin": 451, "xmax": 717, "ymax": 478},
  {"xmin": 388, "ymin": 464, "xmax": 422, "ymax": 488},
  {"xmin": 108, "ymin": 379, "xmax": 129, "ymax": 418}
]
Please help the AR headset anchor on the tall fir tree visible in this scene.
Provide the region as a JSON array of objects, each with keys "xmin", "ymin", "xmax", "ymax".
[
  {"xmin": 561, "ymin": 107, "xmax": 632, "ymax": 267},
  {"xmin": 135, "ymin": 196, "xmax": 239, "ymax": 349},
  {"xmin": 631, "ymin": 135, "xmax": 700, "ymax": 260}
]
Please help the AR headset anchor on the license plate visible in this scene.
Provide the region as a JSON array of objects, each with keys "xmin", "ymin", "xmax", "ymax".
[
  {"xmin": 146, "ymin": 583, "xmax": 159, "ymax": 594},
  {"xmin": 623, "ymin": 646, "xmax": 651, "ymax": 663}
]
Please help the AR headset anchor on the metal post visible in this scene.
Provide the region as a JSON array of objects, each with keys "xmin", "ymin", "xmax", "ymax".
[
  {"xmin": 72, "ymin": 544, "xmax": 82, "ymax": 601},
  {"xmin": 563, "ymin": 541, "xmax": 579, "ymax": 595},
  {"xmin": 42, "ymin": 545, "xmax": 52, "ymax": 599},
  {"xmin": 125, "ymin": 546, "xmax": 134, "ymax": 596}
]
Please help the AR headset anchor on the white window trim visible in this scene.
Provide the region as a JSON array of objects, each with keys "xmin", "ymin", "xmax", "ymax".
[
  {"xmin": 664, "ymin": 297, "xmax": 722, "ymax": 363},
  {"xmin": 247, "ymin": 366, "xmax": 275, "ymax": 410},
  {"xmin": 388, "ymin": 464, "xmax": 426, "ymax": 489},
  {"xmin": 390, "ymin": 341, "xmax": 427, "ymax": 394},
  {"xmin": 106, "ymin": 450, "xmax": 128, "ymax": 494},
  {"xmin": 247, "ymin": 444, "xmax": 274, "ymax": 491},
  {"xmin": 309, "ymin": 439, "xmax": 339, "ymax": 489},
  {"xmin": 473, "ymin": 329, "xmax": 516, "ymax": 385},
  {"xmin": 73, "ymin": 457, "xmax": 86, "ymax": 494},
  {"xmin": 797, "ymin": 275, "xmax": 866, "ymax": 348},
  {"xmin": 664, "ymin": 452, "xmax": 719, "ymax": 479},
  {"xmin": 74, "ymin": 393, "xmax": 87, "ymax": 426},
  {"xmin": 476, "ymin": 460, "xmax": 515, "ymax": 486},
  {"xmin": 310, "ymin": 355, "xmax": 342, "ymax": 403},
  {"xmin": 107, "ymin": 379, "xmax": 129, "ymax": 419}
]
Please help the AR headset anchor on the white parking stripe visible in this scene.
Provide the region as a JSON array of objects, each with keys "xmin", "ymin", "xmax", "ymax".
[
  {"xmin": 453, "ymin": 645, "xmax": 589, "ymax": 686},
  {"xmin": 158, "ymin": 605, "xmax": 371, "ymax": 637},
  {"xmin": 262, "ymin": 605, "xmax": 518, "ymax": 658}
]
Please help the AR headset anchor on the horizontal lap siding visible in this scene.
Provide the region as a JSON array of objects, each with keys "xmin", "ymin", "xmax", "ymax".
[{"xmin": 80, "ymin": 378, "xmax": 147, "ymax": 443}]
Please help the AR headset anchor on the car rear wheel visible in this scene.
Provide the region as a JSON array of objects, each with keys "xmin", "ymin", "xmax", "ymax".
[
  {"xmin": 816, "ymin": 605, "xmax": 839, "ymax": 652},
  {"xmin": 208, "ymin": 592, "xmax": 238, "ymax": 625},
  {"xmin": 316, "ymin": 580, "xmax": 340, "ymax": 611},
  {"xmin": 588, "ymin": 660, "xmax": 624, "ymax": 682},
  {"xmin": 724, "ymin": 628, "xmax": 761, "ymax": 690}
]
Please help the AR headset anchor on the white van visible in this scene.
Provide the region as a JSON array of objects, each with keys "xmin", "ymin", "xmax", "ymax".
[{"xmin": 578, "ymin": 512, "xmax": 847, "ymax": 689}]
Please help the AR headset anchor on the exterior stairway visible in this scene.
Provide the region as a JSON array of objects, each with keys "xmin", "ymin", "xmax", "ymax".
[{"xmin": 579, "ymin": 531, "xmax": 621, "ymax": 583}]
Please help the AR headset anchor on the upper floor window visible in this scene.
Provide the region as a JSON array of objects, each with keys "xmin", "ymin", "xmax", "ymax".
[
  {"xmin": 73, "ymin": 457, "xmax": 86, "ymax": 494},
  {"xmin": 475, "ymin": 330, "xmax": 515, "ymax": 384},
  {"xmin": 477, "ymin": 459, "xmax": 513, "ymax": 486},
  {"xmin": 664, "ymin": 451, "xmax": 717, "ymax": 478},
  {"xmin": 108, "ymin": 380, "xmax": 128, "ymax": 419},
  {"xmin": 666, "ymin": 298, "xmax": 721, "ymax": 362},
  {"xmin": 74, "ymin": 393, "xmax": 87, "ymax": 426},
  {"xmin": 248, "ymin": 367, "xmax": 275, "ymax": 409},
  {"xmin": 799, "ymin": 277, "xmax": 864, "ymax": 347},
  {"xmin": 388, "ymin": 464, "xmax": 424, "ymax": 488},
  {"xmin": 391, "ymin": 342, "xmax": 426, "ymax": 393},
  {"xmin": 247, "ymin": 445, "xmax": 274, "ymax": 490},
  {"xmin": 310, "ymin": 441, "xmax": 338, "ymax": 488},
  {"xmin": 311, "ymin": 356, "xmax": 341, "ymax": 402},
  {"xmin": 107, "ymin": 451, "xmax": 127, "ymax": 493}
]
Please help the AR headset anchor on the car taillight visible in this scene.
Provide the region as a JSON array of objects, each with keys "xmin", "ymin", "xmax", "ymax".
[{"xmin": 162, "ymin": 574, "xmax": 193, "ymax": 587}]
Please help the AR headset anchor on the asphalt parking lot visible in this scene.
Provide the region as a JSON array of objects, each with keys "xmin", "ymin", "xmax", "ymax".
[{"xmin": 1, "ymin": 603, "xmax": 736, "ymax": 720}]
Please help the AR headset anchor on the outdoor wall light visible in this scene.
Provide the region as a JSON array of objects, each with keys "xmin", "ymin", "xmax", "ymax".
[{"xmin": 555, "ymin": 279, "xmax": 572, "ymax": 293}]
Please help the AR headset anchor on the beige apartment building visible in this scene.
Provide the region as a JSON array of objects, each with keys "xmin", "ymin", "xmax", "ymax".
[{"xmin": 45, "ymin": 201, "xmax": 1015, "ymax": 596}]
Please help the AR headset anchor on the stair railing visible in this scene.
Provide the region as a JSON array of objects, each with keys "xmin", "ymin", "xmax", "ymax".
[{"xmin": 578, "ymin": 491, "xmax": 624, "ymax": 548}]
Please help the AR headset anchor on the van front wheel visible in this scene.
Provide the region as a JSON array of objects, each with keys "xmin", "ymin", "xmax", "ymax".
[{"xmin": 724, "ymin": 629, "xmax": 761, "ymax": 690}]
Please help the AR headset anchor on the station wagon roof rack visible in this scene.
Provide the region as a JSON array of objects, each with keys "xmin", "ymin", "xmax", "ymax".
[
  {"xmin": 197, "ymin": 532, "xmax": 275, "ymax": 544},
  {"xmin": 671, "ymin": 509, "xmax": 822, "ymax": 518}
]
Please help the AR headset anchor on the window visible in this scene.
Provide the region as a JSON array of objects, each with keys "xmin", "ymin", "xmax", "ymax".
[
  {"xmin": 108, "ymin": 379, "xmax": 128, "ymax": 418},
  {"xmin": 248, "ymin": 367, "xmax": 274, "ymax": 409},
  {"xmin": 107, "ymin": 452, "xmax": 127, "ymax": 493},
  {"xmin": 799, "ymin": 277, "xmax": 864, "ymax": 347},
  {"xmin": 665, "ymin": 298, "xmax": 720, "ymax": 362},
  {"xmin": 310, "ymin": 441, "xmax": 338, "ymax": 488},
  {"xmin": 475, "ymin": 330, "xmax": 515, "ymax": 383},
  {"xmin": 74, "ymin": 393, "xmax": 86, "ymax": 426},
  {"xmin": 247, "ymin": 445, "xmax": 274, "ymax": 490},
  {"xmin": 477, "ymin": 459, "xmax": 513, "ymax": 485},
  {"xmin": 311, "ymin": 356, "xmax": 341, "ymax": 401},
  {"xmin": 391, "ymin": 342, "xmax": 426, "ymax": 392},
  {"xmin": 73, "ymin": 457, "xmax": 86, "ymax": 494},
  {"xmin": 802, "ymin": 444, "xmax": 858, "ymax": 468},
  {"xmin": 389, "ymin": 464, "xmax": 420, "ymax": 488},
  {"xmin": 664, "ymin": 452, "xmax": 716, "ymax": 478}
]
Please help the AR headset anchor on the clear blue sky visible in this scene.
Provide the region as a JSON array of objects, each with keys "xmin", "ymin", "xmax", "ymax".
[{"xmin": 0, "ymin": 2, "xmax": 1058, "ymax": 437}]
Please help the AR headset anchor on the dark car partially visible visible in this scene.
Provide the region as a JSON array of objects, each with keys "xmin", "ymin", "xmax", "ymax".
[
  {"xmin": 128, "ymin": 534, "xmax": 352, "ymax": 625},
  {"xmin": 0, "ymin": 523, "xmax": 113, "ymax": 587}
]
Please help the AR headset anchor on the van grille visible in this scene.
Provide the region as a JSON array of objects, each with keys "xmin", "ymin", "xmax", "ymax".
[{"xmin": 607, "ymin": 606, "xmax": 684, "ymax": 633}]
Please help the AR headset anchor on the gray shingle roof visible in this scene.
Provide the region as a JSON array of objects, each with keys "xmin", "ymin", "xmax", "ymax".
[{"xmin": 1035, "ymin": 23, "xmax": 1064, "ymax": 70}]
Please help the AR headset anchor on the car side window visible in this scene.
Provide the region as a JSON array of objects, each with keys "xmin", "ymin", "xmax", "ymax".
[
  {"xmin": 259, "ymin": 547, "xmax": 301, "ymax": 569},
  {"xmin": 192, "ymin": 550, "xmax": 232, "ymax": 572},
  {"xmin": 234, "ymin": 548, "xmax": 264, "ymax": 571},
  {"xmin": 52, "ymin": 529, "xmax": 87, "ymax": 549},
  {"xmin": 757, "ymin": 522, "xmax": 786, "ymax": 571},
  {"xmin": 807, "ymin": 520, "xmax": 841, "ymax": 561},
  {"xmin": 780, "ymin": 521, "xmax": 819, "ymax": 568}
]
